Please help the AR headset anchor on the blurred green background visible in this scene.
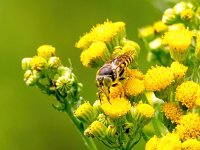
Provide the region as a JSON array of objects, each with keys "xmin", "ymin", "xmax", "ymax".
[{"xmin": 0, "ymin": 0, "xmax": 167, "ymax": 149}]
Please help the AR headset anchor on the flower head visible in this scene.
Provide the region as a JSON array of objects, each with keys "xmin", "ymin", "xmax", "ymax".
[
  {"xmin": 101, "ymin": 96, "xmax": 131, "ymax": 119},
  {"xmin": 145, "ymin": 135, "xmax": 159, "ymax": 150},
  {"xmin": 163, "ymin": 29, "xmax": 193, "ymax": 61},
  {"xmin": 162, "ymin": 102, "xmax": 182, "ymax": 124},
  {"xmin": 37, "ymin": 45, "xmax": 55, "ymax": 59},
  {"xmin": 48, "ymin": 57, "xmax": 61, "ymax": 68},
  {"xmin": 170, "ymin": 61, "xmax": 188, "ymax": 79},
  {"xmin": 157, "ymin": 133, "xmax": 181, "ymax": 150},
  {"xmin": 153, "ymin": 20, "xmax": 168, "ymax": 33},
  {"xmin": 30, "ymin": 56, "xmax": 47, "ymax": 70},
  {"xmin": 74, "ymin": 102, "xmax": 96, "ymax": 124},
  {"xmin": 182, "ymin": 139, "xmax": 200, "ymax": 150},
  {"xmin": 176, "ymin": 113, "xmax": 200, "ymax": 141},
  {"xmin": 80, "ymin": 41, "xmax": 110, "ymax": 67},
  {"xmin": 131, "ymin": 102, "xmax": 155, "ymax": 125},
  {"xmin": 76, "ymin": 33, "xmax": 92, "ymax": 49},
  {"xmin": 109, "ymin": 83, "xmax": 124, "ymax": 99},
  {"xmin": 176, "ymin": 81, "xmax": 200, "ymax": 109},
  {"xmin": 144, "ymin": 66, "xmax": 174, "ymax": 91},
  {"xmin": 123, "ymin": 77, "xmax": 145, "ymax": 97},
  {"xmin": 21, "ymin": 58, "xmax": 32, "ymax": 70},
  {"xmin": 138, "ymin": 26, "xmax": 155, "ymax": 40}
]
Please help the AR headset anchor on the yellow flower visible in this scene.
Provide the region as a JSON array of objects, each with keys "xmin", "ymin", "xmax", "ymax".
[
  {"xmin": 74, "ymin": 102, "xmax": 96, "ymax": 124},
  {"xmin": 145, "ymin": 135, "xmax": 159, "ymax": 150},
  {"xmin": 170, "ymin": 61, "xmax": 188, "ymax": 79},
  {"xmin": 125, "ymin": 68, "xmax": 144, "ymax": 79},
  {"xmin": 144, "ymin": 66, "xmax": 174, "ymax": 91},
  {"xmin": 90, "ymin": 20, "xmax": 126, "ymax": 49},
  {"xmin": 80, "ymin": 41, "xmax": 110, "ymax": 67},
  {"xmin": 136, "ymin": 102, "xmax": 155, "ymax": 119},
  {"xmin": 176, "ymin": 81, "xmax": 200, "ymax": 109},
  {"xmin": 131, "ymin": 102, "xmax": 155, "ymax": 125},
  {"xmin": 157, "ymin": 133, "xmax": 181, "ymax": 150},
  {"xmin": 180, "ymin": 8, "xmax": 194, "ymax": 21},
  {"xmin": 182, "ymin": 139, "xmax": 200, "ymax": 150},
  {"xmin": 76, "ymin": 33, "xmax": 92, "ymax": 49},
  {"xmin": 101, "ymin": 97, "xmax": 131, "ymax": 119},
  {"xmin": 123, "ymin": 77, "xmax": 145, "ymax": 97},
  {"xmin": 163, "ymin": 29, "xmax": 193, "ymax": 61},
  {"xmin": 176, "ymin": 113, "xmax": 200, "ymax": 141},
  {"xmin": 37, "ymin": 45, "xmax": 55, "ymax": 59},
  {"xmin": 109, "ymin": 83, "xmax": 124, "ymax": 99},
  {"xmin": 162, "ymin": 102, "xmax": 182, "ymax": 124},
  {"xmin": 30, "ymin": 56, "xmax": 47, "ymax": 70},
  {"xmin": 138, "ymin": 26, "xmax": 155, "ymax": 40},
  {"xmin": 153, "ymin": 21, "xmax": 168, "ymax": 33}
]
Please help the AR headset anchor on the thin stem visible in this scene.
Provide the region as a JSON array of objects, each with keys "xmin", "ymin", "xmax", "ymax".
[{"xmin": 56, "ymin": 92, "xmax": 97, "ymax": 150}]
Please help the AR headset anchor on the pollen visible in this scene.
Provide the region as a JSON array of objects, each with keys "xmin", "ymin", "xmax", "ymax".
[
  {"xmin": 123, "ymin": 77, "xmax": 145, "ymax": 97},
  {"xmin": 144, "ymin": 66, "xmax": 174, "ymax": 91},
  {"xmin": 176, "ymin": 81, "xmax": 200, "ymax": 109},
  {"xmin": 163, "ymin": 29, "xmax": 193, "ymax": 61},
  {"xmin": 145, "ymin": 135, "xmax": 159, "ymax": 150},
  {"xmin": 176, "ymin": 113, "xmax": 200, "ymax": 141},
  {"xmin": 162, "ymin": 102, "xmax": 182, "ymax": 124},
  {"xmin": 157, "ymin": 133, "xmax": 181, "ymax": 150},
  {"xmin": 181, "ymin": 139, "xmax": 200, "ymax": 150},
  {"xmin": 170, "ymin": 61, "xmax": 188, "ymax": 79},
  {"xmin": 125, "ymin": 68, "xmax": 144, "ymax": 80},
  {"xmin": 101, "ymin": 97, "xmax": 131, "ymax": 119},
  {"xmin": 30, "ymin": 56, "xmax": 47, "ymax": 70},
  {"xmin": 37, "ymin": 45, "xmax": 56, "ymax": 59}
]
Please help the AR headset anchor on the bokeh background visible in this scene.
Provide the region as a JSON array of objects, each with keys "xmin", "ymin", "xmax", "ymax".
[{"xmin": 0, "ymin": 0, "xmax": 174, "ymax": 149}]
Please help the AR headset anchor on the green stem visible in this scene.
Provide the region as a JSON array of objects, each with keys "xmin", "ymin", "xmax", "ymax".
[
  {"xmin": 151, "ymin": 117, "xmax": 168, "ymax": 137},
  {"xmin": 56, "ymin": 92, "xmax": 97, "ymax": 150}
]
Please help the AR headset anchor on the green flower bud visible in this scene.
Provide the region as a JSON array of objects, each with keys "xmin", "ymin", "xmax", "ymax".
[
  {"xmin": 106, "ymin": 125, "xmax": 117, "ymax": 142},
  {"xmin": 48, "ymin": 57, "xmax": 61, "ymax": 68},
  {"xmin": 93, "ymin": 100, "xmax": 102, "ymax": 114},
  {"xmin": 24, "ymin": 70, "xmax": 40, "ymax": 86},
  {"xmin": 74, "ymin": 102, "xmax": 96, "ymax": 124},
  {"xmin": 97, "ymin": 114, "xmax": 110, "ymax": 126},
  {"xmin": 88, "ymin": 120, "xmax": 107, "ymax": 139},
  {"xmin": 138, "ymin": 26, "xmax": 155, "ymax": 40},
  {"xmin": 162, "ymin": 8, "xmax": 177, "ymax": 25},
  {"xmin": 149, "ymin": 38, "xmax": 162, "ymax": 51},
  {"xmin": 21, "ymin": 58, "xmax": 32, "ymax": 70},
  {"xmin": 56, "ymin": 75, "xmax": 73, "ymax": 91}
]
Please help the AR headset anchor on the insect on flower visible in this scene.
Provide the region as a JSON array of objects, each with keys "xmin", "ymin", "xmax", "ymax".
[{"xmin": 96, "ymin": 50, "xmax": 134, "ymax": 101}]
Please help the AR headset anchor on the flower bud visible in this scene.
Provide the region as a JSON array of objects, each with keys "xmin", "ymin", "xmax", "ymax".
[
  {"xmin": 180, "ymin": 8, "xmax": 194, "ymax": 21},
  {"xmin": 88, "ymin": 120, "xmax": 107, "ymax": 139},
  {"xmin": 48, "ymin": 57, "xmax": 61, "ymax": 68},
  {"xmin": 162, "ymin": 8, "xmax": 177, "ymax": 25},
  {"xmin": 153, "ymin": 21, "xmax": 168, "ymax": 34},
  {"xmin": 138, "ymin": 26, "xmax": 155, "ymax": 40},
  {"xmin": 173, "ymin": 2, "xmax": 187, "ymax": 15},
  {"xmin": 149, "ymin": 38, "xmax": 162, "ymax": 51},
  {"xmin": 74, "ymin": 102, "xmax": 96, "ymax": 124},
  {"xmin": 21, "ymin": 58, "xmax": 32, "ymax": 70},
  {"xmin": 106, "ymin": 125, "xmax": 117, "ymax": 141},
  {"xmin": 37, "ymin": 45, "xmax": 55, "ymax": 59},
  {"xmin": 30, "ymin": 56, "xmax": 47, "ymax": 71},
  {"xmin": 24, "ymin": 70, "xmax": 40, "ymax": 86}
]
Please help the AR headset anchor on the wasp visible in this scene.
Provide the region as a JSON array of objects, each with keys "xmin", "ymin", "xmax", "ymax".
[{"xmin": 96, "ymin": 52, "xmax": 134, "ymax": 100}]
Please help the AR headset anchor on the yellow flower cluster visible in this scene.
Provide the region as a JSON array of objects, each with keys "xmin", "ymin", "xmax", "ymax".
[
  {"xmin": 145, "ymin": 133, "xmax": 181, "ymax": 150},
  {"xmin": 144, "ymin": 66, "xmax": 174, "ymax": 91},
  {"xmin": 162, "ymin": 102, "xmax": 182, "ymax": 124},
  {"xmin": 176, "ymin": 81, "xmax": 200, "ymax": 109},
  {"xmin": 170, "ymin": 61, "xmax": 188, "ymax": 79},
  {"xmin": 176, "ymin": 113, "xmax": 200, "ymax": 141}
]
